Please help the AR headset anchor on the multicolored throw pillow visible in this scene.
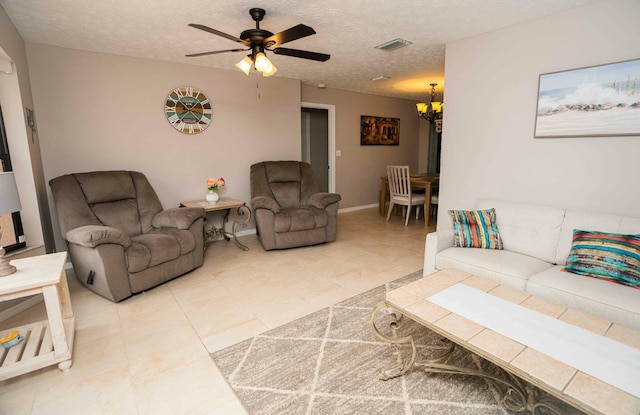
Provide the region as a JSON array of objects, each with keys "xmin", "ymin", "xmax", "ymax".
[
  {"xmin": 448, "ymin": 208, "xmax": 504, "ymax": 250},
  {"xmin": 565, "ymin": 230, "xmax": 640, "ymax": 288}
]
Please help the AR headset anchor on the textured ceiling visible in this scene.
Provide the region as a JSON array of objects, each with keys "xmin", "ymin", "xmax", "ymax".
[{"xmin": 0, "ymin": 0, "xmax": 599, "ymax": 101}]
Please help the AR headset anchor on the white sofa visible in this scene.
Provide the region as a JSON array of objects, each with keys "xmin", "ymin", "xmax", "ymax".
[{"xmin": 423, "ymin": 199, "xmax": 640, "ymax": 331}]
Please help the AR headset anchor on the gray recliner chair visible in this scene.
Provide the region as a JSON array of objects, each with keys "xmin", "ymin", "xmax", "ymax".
[
  {"xmin": 49, "ymin": 170, "xmax": 205, "ymax": 302},
  {"xmin": 250, "ymin": 161, "xmax": 341, "ymax": 250}
]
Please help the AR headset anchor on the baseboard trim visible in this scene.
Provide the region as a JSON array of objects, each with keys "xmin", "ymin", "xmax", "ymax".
[
  {"xmin": 224, "ymin": 204, "xmax": 378, "ymax": 235},
  {"xmin": 338, "ymin": 204, "xmax": 378, "ymax": 213},
  {"xmin": 0, "ymin": 295, "xmax": 43, "ymax": 323},
  {"xmin": 236, "ymin": 228, "xmax": 256, "ymax": 237},
  {"xmin": 5, "ymin": 244, "xmax": 45, "ymax": 259}
]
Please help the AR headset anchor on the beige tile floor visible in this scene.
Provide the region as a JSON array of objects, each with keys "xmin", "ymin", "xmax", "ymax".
[{"xmin": 0, "ymin": 208, "xmax": 435, "ymax": 415}]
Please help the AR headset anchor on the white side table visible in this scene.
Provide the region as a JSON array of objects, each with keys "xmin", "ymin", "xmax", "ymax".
[{"xmin": 0, "ymin": 252, "xmax": 74, "ymax": 380}]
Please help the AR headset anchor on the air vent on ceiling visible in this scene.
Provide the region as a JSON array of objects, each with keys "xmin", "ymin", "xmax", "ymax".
[
  {"xmin": 371, "ymin": 76, "xmax": 391, "ymax": 81},
  {"xmin": 374, "ymin": 38, "xmax": 412, "ymax": 52}
]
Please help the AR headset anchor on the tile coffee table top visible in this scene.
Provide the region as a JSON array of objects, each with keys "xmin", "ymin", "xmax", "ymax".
[{"xmin": 385, "ymin": 269, "xmax": 640, "ymax": 415}]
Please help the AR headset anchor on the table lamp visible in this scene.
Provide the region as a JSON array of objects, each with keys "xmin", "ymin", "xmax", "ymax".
[{"xmin": 0, "ymin": 171, "xmax": 22, "ymax": 277}]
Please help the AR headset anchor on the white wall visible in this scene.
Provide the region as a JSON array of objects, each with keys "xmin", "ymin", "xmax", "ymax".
[
  {"xmin": 0, "ymin": 7, "xmax": 47, "ymax": 249},
  {"xmin": 439, "ymin": 0, "xmax": 640, "ymax": 227},
  {"xmin": 301, "ymin": 84, "xmax": 421, "ymax": 208},
  {"xmin": 26, "ymin": 44, "xmax": 302, "ymax": 251},
  {"xmin": 24, "ymin": 42, "xmax": 425, "ymax": 251}
]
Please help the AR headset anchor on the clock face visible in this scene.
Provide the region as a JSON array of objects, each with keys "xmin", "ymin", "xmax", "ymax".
[{"xmin": 165, "ymin": 86, "xmax": 212, "ymax": 134}]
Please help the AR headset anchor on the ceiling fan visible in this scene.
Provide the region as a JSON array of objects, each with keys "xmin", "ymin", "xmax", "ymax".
[{"xmin": 186, "ymin": 8, "xmax": 330, "ymax": 77}]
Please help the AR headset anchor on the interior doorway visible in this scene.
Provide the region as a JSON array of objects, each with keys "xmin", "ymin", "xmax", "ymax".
[
  {"xmin": 427, "ymin": 122, "xmax": 442, "ymax": 174},
  {"xmin": 301, "ymin": 103, "xmax": 335, "ymax": 192}
]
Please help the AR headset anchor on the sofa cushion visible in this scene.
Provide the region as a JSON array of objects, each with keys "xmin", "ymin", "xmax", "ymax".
[
  {"xmin": 264, "ymin": 161, "xmax": 303, "ymax": 209},
  {"xmin": 527, "ymin": 266, "xmax": 640, "ymax": 331},
  {"xmin": 270, "ymin": 182, "xmax": 301, "ymax": 209},
  {"xmin": 74, "ymin": 170, "xmax": 136, "ymax": 204},
  {"xmin": 274, "ymin": 207, "xmax": 328, "ymax": 233},
  {"xmin": 91, "ymin": 199, "xmax": 142, "ymax": 236},
  {"xmin": 449, "ymin": 208, "xmax": 503, "ymax": 249},
  {"xmin": 150, "ymin": 228, "xmax": 196, "ymax": 256},
  {"xmin": 66, "ymin": 225, "xmax": 131, "ymax": 248},
  {"xmin": 152, "ymin": 207, "xmax": 205, "ymax": 230},
  {"xmin": 436, "ymin": 247, "xmax": 553, "ymax": 291},
  {"xmin": 476, "ymin": 199, "xmax": 565, "ymax": 264},
  {"xmin": 126, "ymin": 234, "xmax": 182, "ymax": 272},
  {"xmin": 564, "ymin": 230, "xmax": 640, "ymax": 288},
  {"xmin": 555, "ymin": 209, "xmax": 640, "ymax": 265},
  {"xmin": 265, "ymin": 161, "xmax": 302, "ymax": 183}
]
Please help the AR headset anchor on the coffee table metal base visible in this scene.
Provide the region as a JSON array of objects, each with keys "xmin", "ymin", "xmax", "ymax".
[
  {"xmin": 371, "ymin": 303, "xmax": 566, "ymax": 415},
  {"xmin": 180, "ymin": 198, "xmax": 252, "ymax": 251}
]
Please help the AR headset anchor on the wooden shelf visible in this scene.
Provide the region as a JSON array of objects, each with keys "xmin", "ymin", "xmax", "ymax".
[
  {"xmin": 0, "ymin": 252, "xmax": 74, "ymax": 380},
  {"xmin": 0, "ymin": 317, "xmax": 75, "ymax": 380}
]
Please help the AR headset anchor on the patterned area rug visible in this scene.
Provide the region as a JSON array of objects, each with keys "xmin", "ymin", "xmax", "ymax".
[{"xmin": 212, "ymin": 270, "xmax": 585, "ymax": 415}]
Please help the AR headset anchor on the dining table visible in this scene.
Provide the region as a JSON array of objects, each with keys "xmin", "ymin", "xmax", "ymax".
[{"xmin": 379, "ymin": 173, "xmax": 439, "ymax": 225}]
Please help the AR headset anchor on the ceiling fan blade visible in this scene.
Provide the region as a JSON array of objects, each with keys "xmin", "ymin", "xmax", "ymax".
[
  {"xmin": 185, "ymin": 49, "xmax": 246, "ymax": 58},
  {"xmin": 188, "ymin": 24, "xmax": 250, "ymax": 46},
  {"xmin": 264, "ymin": 24, "xmax": 316, "ymax": 47},
  {"xmin": 273, "ymin": 47, "xmax": 330, "ymax": 62}
]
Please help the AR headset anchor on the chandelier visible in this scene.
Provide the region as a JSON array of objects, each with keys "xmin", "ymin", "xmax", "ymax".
[{"xmin": 416, "ymin": 83, "xmax": 443, "ymax": 131}]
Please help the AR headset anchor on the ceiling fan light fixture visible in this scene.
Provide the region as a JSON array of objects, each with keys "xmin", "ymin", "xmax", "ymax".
[
  {"xmin": 254, "ymin": 52, "xmax": 272, "ymax": 72},
  {"xmin": 235, "ymin": 56, "xmax": 253, "ymax": 75},
  {"xmin": 187, "ymin": 9, "xmax": 330, "ymax": 75},
  {"xmin": 262, "ymin": 63, "xmax": 277, "ymax": 77}
]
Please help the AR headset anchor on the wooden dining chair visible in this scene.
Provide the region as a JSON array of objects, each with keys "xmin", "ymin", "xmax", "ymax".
[
  {"xmin": 430, "ymin": 192, "xmax": 439, "ymax": 216},
  {"xmin": 386, "ymin": 165, "xmax": 427, "ymax": 226}
]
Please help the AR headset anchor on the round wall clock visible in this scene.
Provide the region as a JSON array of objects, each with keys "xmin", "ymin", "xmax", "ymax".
[{"xmin": 164, "ymin": 86, "xmax": 212, "ymax": 134}]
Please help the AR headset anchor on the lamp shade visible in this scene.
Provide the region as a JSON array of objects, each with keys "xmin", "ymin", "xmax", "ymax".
[
  {"xmin": 262, "ymin": 63, "xmax": 277, "ymax": 77},
  {"xmin": 254, "ymin": 52, "xmax": 272, "ymax": 73},
  {"xmin": 0, "ymin": 172, "xmax": 22, "ymax": 215},
  {"xmin": 416, "ymin": 103, "xmax": 428, "ymax": 113},
  {"xmin": 235, "ymin": 56, "xmax": 253, "ymax": 75}
]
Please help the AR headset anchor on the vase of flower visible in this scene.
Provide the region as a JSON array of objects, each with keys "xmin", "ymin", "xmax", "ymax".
[
  {"xmin": 205, "ymin": 190, "xmax": 219, "ymax": 204},
  {"xmin": 205, "ymin": 177, "xmax": 225, "ymax": 204}
]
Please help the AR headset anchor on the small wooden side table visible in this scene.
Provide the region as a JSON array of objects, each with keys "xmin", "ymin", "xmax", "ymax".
[
  {"xmin": 180, "ymin": 197, "xmax": 252, "ymax": 251},
  {"xmin": 0, "ymin": 252, "xmax": 75, "ymax": 380}
]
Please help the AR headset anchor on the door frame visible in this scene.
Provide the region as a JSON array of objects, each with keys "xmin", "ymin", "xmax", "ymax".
[{"xmin": 300, "ymin": 102, "xmax": 336, "ymax": 193}]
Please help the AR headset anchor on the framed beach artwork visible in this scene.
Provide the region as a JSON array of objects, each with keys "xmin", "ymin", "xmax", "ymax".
[
  {"xmin": 360, "ymin": 115, "xmax": 400, "ymax": 145},
  {"xmin": 534, "ymin": 58, "xmax": 640, "ymax": 138}
]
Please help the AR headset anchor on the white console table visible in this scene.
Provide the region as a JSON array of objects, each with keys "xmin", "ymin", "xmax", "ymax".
[{"xmin": 0, "ymin": 252, "xmax": 75, "ymax": 380}]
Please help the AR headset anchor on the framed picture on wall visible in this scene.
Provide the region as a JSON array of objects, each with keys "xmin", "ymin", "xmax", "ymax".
[
  {"xmin": 534, "ymin": 57, "xmax": 640, "ymax": 138},
  {"xmin": 360, "ymin": 115, "xmax": 400, "ymax": 145}
]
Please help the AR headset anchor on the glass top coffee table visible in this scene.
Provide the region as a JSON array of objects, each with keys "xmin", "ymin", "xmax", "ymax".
[{"xmin": 371, "ymin": 269, "xmax": 640, "ymax": 415}]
